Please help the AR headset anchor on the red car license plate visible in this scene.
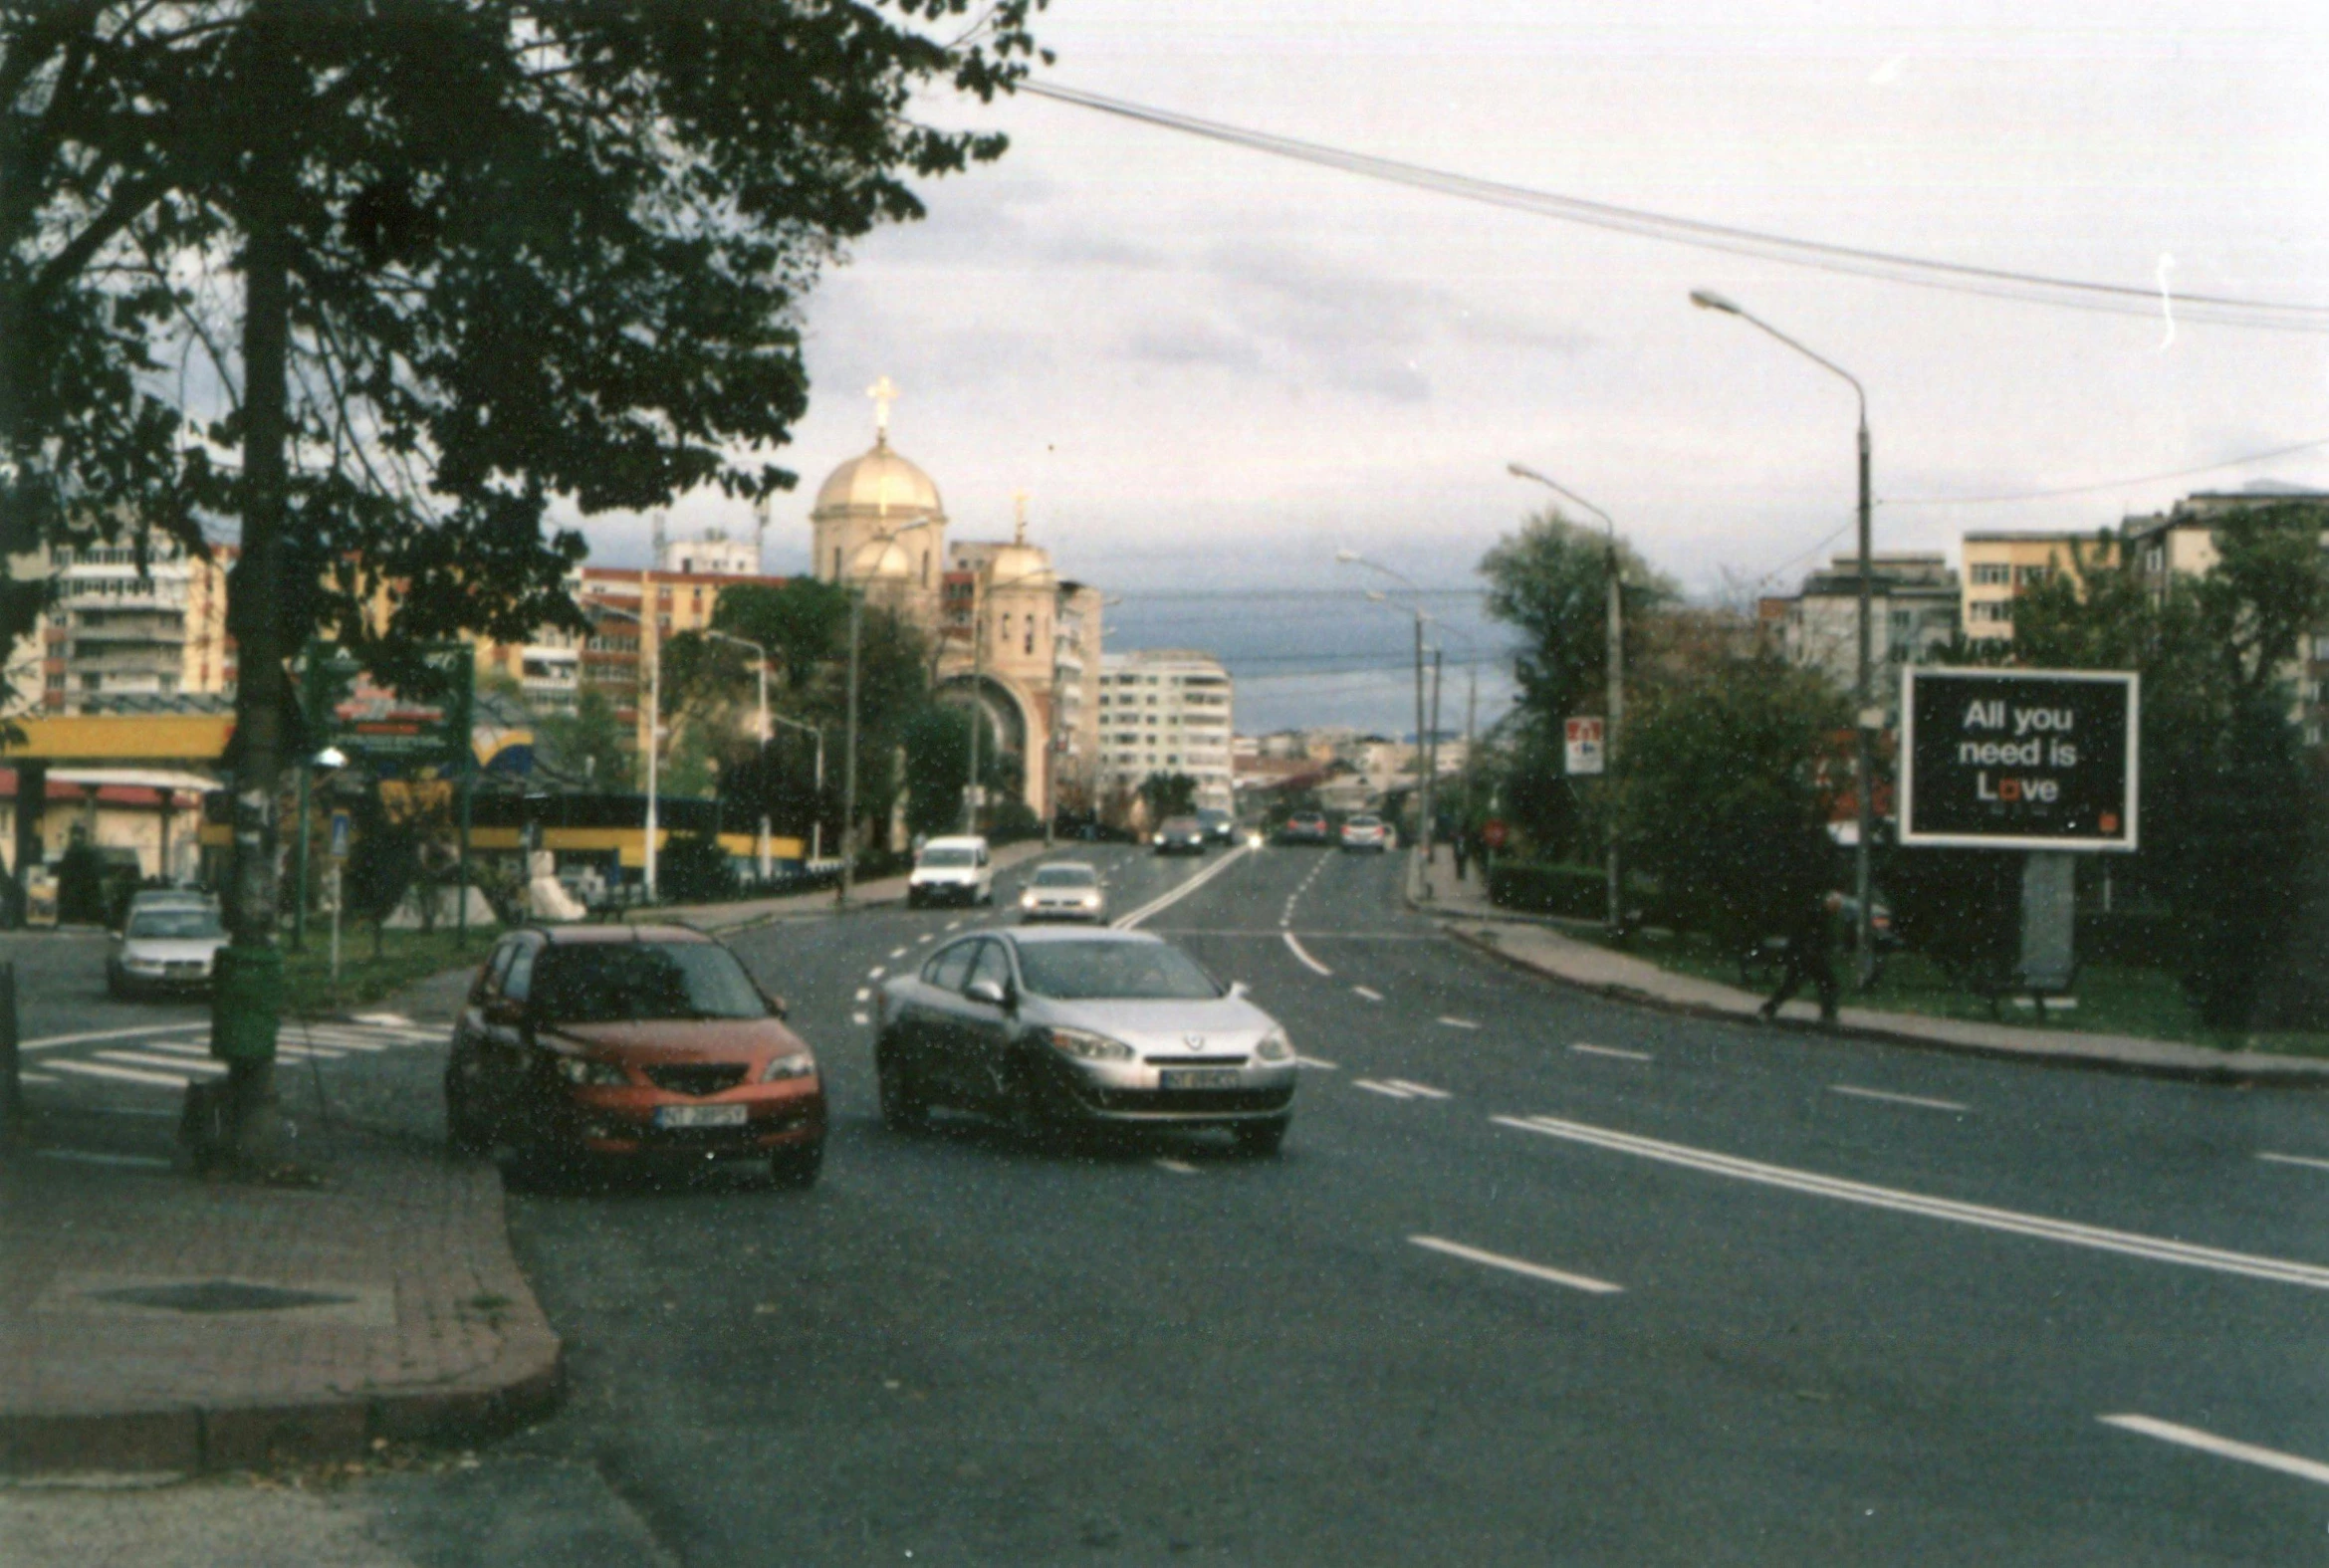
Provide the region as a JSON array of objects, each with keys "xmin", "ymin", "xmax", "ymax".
[{"xmin": 654, "ymin": 1103, "xmax": 748, "ymax": 1129}]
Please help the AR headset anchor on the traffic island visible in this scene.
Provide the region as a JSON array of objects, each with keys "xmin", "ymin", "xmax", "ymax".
[{"xmin": 0, "ymin": 1107, "xmax": 562, "ymax": 1476}]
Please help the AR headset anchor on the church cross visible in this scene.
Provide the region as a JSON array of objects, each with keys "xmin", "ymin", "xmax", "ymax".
[
  {"xmin": 1012, "ymin": 488, "xmax": 1030, "ymax": 545},
  {"xmin": 867, "ymin": 375, "xmax": 899, "ymax": 441}
]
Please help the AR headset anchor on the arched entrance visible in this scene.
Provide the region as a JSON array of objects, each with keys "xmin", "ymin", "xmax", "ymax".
[{"xmin": 938, "ymin": 673, "xmax": 1039, "ymax": 819}]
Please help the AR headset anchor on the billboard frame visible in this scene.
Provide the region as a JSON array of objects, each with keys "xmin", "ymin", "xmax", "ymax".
[{"xmin": 1897, "ymin": 665, "xmax": 2140, "ymax": 853}]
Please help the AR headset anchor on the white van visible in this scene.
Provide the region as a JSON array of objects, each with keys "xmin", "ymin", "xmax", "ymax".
[{"xmin": 907, "ymin": 835, "xmax": 994, "ymax": 908}]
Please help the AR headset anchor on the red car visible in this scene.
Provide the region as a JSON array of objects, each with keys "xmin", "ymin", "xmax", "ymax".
[{"xmin": 444, "ymin": 925, "xmax": 825, "ymax": 1186}]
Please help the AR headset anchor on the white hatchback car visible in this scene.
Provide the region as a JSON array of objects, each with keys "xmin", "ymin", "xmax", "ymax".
[{"xmin": 908, "ymin": 835, "xmax": 994, "ymax": 908}]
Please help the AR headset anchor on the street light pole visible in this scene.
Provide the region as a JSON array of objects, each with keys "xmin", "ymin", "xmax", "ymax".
[
  {"xmin": 1690, "ymin": 289, "xmax": 1877, "ymax": 986},
  {"xmin": 840, "ymin": 590, "xmax": 862, "ymax": 906},
  {"xmin": 590, "ymin": 601, "xmax": 662, "ymax": 901},
  {"xmin": 705, "ymin": 628, "xmax": 774, "ymax": 879},
  {"xmin": 1507, "ymin": 463, "xmax": 1626, "ymax": 935},
  {"xmin": 1336, "ymin": 550, "xmax": 1437, "ymax": 876}
]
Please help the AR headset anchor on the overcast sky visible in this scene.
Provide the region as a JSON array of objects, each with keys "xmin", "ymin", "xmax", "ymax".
[{"xmin": 595, "ymin": 0, "xmax": 2329, "ymax": 732}]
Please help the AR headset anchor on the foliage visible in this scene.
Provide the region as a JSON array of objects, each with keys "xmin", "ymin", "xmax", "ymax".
[
  {"xmin": 901, "ymin": 703, "xmax": 1004, "ymax": 839},
  {"xmin": 1487, "ymin": 861, "xmax": 1609, "ymax": 921},
  {"xmin": 713, "ymin": 579, "xmax": 856, "ymax": 696},
  {"xmin": 343, "ymin": 799, "xmax": 418, "ymax": 957},
  {"xmin": 661, "ymin": 719, "xmax": 722, "ymax": 800},
  {"xmin": 657, "ymin": 831, "xmax": 735, "ymax": 904},
  {"xmin": 2003, "ymin": 505, "xmax": 2328, "ymax": 1026},
  {"xmin": 1140, "ymin": 772, "xmax": 1199, "ymax": 819},
  {"xmin": 1883, "ymin": 844, "xmax": 2020, "ymax": 991},
  {"xmin": 54, "ymin": 839, "xmax": 107, "ymax": 925},
  {"xmin": 1481, "ymin": 507, "xmax": 1674, "ymax": 754},
  {"xmin": 533, "ymin": 687, "xmax": 632, "ymax": 791},
  {"xmin": 1619, "ymin": 649, "xmax": 1847, "ymax": 946}
]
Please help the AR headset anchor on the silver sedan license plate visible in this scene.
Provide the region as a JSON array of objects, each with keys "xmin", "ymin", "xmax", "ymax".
[
  {"xmin": 1160, "ymin": 1067, "xmax": 1242, "ymax": 1091},
  {"xmin": 654, "ymin": 1103, "xmax": 748, "ymax": 1129}
]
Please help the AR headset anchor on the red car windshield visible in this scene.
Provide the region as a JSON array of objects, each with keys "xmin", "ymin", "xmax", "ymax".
[{"xmin": 532, "ymin": 942, "xmax": 768, "ymax": 1024}]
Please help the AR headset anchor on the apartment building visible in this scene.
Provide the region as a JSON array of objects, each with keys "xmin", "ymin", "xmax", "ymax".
[
  {"xmin": 1097, "ymin": 649, "xmax": 1235, "ymax": 810},
  {"xmin": 1771, "ymin": 553, "xmax": 1961, "ymax": 707},
  {"xmin": 1960, "ymin": 532, "xmax": 2116, "ymax": 644},
  {"xmin": 43, "ymin": 539, "xmax": 236, "ymax": 713}
]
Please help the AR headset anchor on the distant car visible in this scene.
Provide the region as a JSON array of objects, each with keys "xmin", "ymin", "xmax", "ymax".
[
  {"xmin": 908, "ymin": 835, "xmax": 994, "ymax": 908},
  {"xmin": 109, "ymin": 901, "xmax": 229, "ymax": 999},
  {"xmin": 874, "ymin": 926, "xmax": 1296, "ymax": 1155},
  {"xmin": 1339, "ymin": 813, "xmax": 1391, "ymax": 852},
  {"xmin": 1153, "ymin": 816, "xmax": 1207, "ymax": 855},
  {"xmin": 443, "ymin": 925, "xmax": 825, "ymax": 1185},
  {"xmin": 1197, "ymin": 808, "xmax": 1237, "ymax": 846},
  {"xmin": 1277, "ymin": 811, "xmax": 1332, "ymax": 846},
  {"xmin": 1020, "ymin": 861, "xmax": 1106, "ymax": 923}
]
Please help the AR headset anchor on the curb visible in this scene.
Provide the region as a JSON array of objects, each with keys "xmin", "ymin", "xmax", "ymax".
[{"xmin": 1437, "ymin": 920, "xmax": 2329, "ymax": 1091}]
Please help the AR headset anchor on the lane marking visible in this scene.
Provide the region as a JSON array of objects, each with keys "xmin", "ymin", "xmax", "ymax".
[
  {"xmin": 1829, "ymin": 1084, "xmax": 1970, "ymax": 1114},
  {"xmin": 2099, "ymin": 1414, "xmax": 2329, "ymax": 1489},
  {"xmin": 1438, "ymin": 1016, "xmax": 1480, "ymax": 1030},
  {"xmin": 889, "ymin": 947, "xmax": 908, "ymax": 960},
  {"xmin": 352, "ymin": 1011, "xmax": 413, "ymax": 1026},
  {"xmin": 1496, "ymin": 1113, "xmax": 2329, "ymax": 1291},
  {"xmin": 45, "ymin": 1059, "xmax": 188, "ymax": 1088},
  {"xmin": 290, "ymin": 1029, "xmax": 393, "ymax": 1051},
  {"xmin": 35, "ymin": 1148, "xmax": 172, "ymax": 1170},
  {"xmin": 2257, "ymin": 1152, "xmax": 2329, "ymax": 1174},
  {"xmin": 1352, "ymin": 986, "xmax": 1384, "ymax": 1003},
  {"xmin": 1409, "ymin": 1235, "xmax": 1623, "ymax": 1295},
  {"xmin": 867, "ymin": 966, "xmax": 886, "ymax": 980},
  {"xmin": 854, "ymin": 988, "xmax": 871, "ymax": 1003},
  {"xmin": 946, "ymin": 920, "xmax": 963, "ymax": 931},
  {"xmin": 1353, "ymin": 1078, "xmax": 1416, "ymax": 1099},
  {"xmin": 916, "ymin": 934, "xmax": 934, "ymax": 944},
  {"xmin": 1153, "ymin": 1158, "xmax": 1200, "ymax": 1176},
  {"xmin": 1383, "ymin": 1078, "xmax": 1451, "ymax": 1100},
  {"xmin": 1112, "ymin": 844, "xmax": 1256, "ymax": 930},
  {"xmin": 1294, "ymin": 1055, "xmax": 1338, "ymax": 1070},
  {"xmin": 1571, "ymin": 1043, "xmax": 1652, "ymax": 1062},
  {"xmin": 24, "ymin": 1022, "xmax": 207, "ymax": 1053},
  {"xmin": 98, "ymin": 1050, "xmax": 222, "ymax": 1075},
  {"xmin": 1282, "ymin": 933, "xmax": 1333, "ymax": 977},
  {"xmin": 851, "ymin": 1010, "xmax": 870, "ymax": 1026}
]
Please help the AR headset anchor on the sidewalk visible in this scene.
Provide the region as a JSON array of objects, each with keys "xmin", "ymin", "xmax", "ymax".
[
  {"xmin": 0, "ymin": 1102, "xmax": 562, "ymax": 1475},
  {"xmin": 1410, "ymin": 852, "xmax": 2329, "ymax": 1088},
  {"xmin": 647, "ymin": 838, "xmax": 1056, "ymax": 934}
]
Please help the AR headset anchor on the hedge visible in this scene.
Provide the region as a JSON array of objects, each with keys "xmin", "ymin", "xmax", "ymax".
[{"xmin": 1489, "ymin": 862, "xmax": 1609, "ymax": 920}]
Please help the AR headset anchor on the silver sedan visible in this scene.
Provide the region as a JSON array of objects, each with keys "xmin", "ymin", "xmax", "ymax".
[{"xmin": 874, "ymin": 927, "xmax": 1296, "ymax": 1155}]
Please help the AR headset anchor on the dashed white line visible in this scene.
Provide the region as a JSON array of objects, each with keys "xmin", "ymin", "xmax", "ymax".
[
  {"xmin": 1828, "ymin": 1084, "xmax": 1969, "ymax": 1114},
  {"xmin": 1408, "ymin": 1235, "xmax": 1623, "ymax": 1295},
  {"xmin": 946, "ymin": 920, "xmax": 963, "ymax": 931},
  {"xmin": 1571, "ymin": 1043, "xmax": 1652, "ymax": 1062},
  {"xmin": 1437, "ymin": 1016, "xmax": 1480, "ymax": 1030},
  {"xmin": 1352, "ymin": 986, "xmax": 1384, "ymax": 1003},
  {"xmin": 35, "ymin": 1148, "xmax": 172, "ymax": 1170},
  {"xmin": 867, "ymin": 966, "xmax": 886, "ymax": 980},
  {"xmin": 2100, "ymin": 1414, "xmax": 2329, "ymax": 1488},
  {"xmin": 2257, "ymin": 1152, "xmax": 2329, "ymax": 1174},
  {"xmin": 1282, "ymin": 933, "xmax": 1333, "ymax": 977},
  {"xmin": 44, "ymin": 1059, "xmax": 188, "ymax": 1088},
  {"xmin": 916, "ymin": 934, "xmax": 934, "ymax": 944},
  {"xmin": 1382, "ymin": 1078, "xmax": 1451, "ymax": 1100},
  {"xmin": 1498, "ymin": 1112, "xmax": 2329, "ymax": 1290},
  {"xmin": 889, "ymin": 947, "xmax": 908, "ymax": 960},
  {"xmin": 1294, "ymin": 1055, "xmax": 1338, "ymax": 1070},
  {"xmin": 1353, "ymin": 1078, "xmax": 1415, "ymax": 1099},
  {"xmin": 854, "ymin": 989, "xmax": 871, "ymax": 1003},
  {"xmin": 851, "ymin": 1010, "xmax": 870, "ymax": 1026},
  {"xmin": 1153, "ymin": 1158, "xmax": 1200, "ymax": 1176}
]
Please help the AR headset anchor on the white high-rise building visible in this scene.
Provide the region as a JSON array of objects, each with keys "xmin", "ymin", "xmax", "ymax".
[{"xmin": 1097, "ymin": 649, "xmax": 1235, "ymax": 810}]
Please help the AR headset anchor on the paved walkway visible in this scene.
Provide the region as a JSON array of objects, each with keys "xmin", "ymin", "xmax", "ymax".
[
  {"xmin": 0, "ymin": 1101, "xmax": 561, "ymax": 1475},
  {"xmin": 1411, "ymin": 852, "xmax": 2329, "ymax": 1087}
]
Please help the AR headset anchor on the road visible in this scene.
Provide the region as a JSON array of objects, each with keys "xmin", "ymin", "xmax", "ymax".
[{"xmin": 17, "ymin": 844, "xmax": 2329, "ymax": 1563}]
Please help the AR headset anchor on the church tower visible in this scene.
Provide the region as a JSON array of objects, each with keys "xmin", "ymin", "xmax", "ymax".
[{"xmin": 808, "ymin": 376, "xmax": 946, "ymax": 629}]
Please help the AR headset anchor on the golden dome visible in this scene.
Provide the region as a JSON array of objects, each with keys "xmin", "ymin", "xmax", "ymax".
[
  {"xmin": 852, "ymin": 538, "xmax": 915, "ymax": 581},
  {"xmin": 813, "ymin": 438, "xmax": 942, "ymax": 521},
  {"xmin": 987, "ymin": 543, "xmax": 1056, "ymax": 590}
]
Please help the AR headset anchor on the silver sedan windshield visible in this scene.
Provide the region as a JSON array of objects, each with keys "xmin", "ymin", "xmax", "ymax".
[{"xmin": 1015, "ymin": 941, "xmax": 1220, "ymax": 1002}]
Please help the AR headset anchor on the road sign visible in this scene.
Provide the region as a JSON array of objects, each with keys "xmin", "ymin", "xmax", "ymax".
[
  {"xmin": 1899, "ymin": 667, "xmax": 2138, "ymax": 851},
  {"xmin": 1563, "ymin": 717, "xmax": 1606, "ymax": 777},
  {"xmin": 1482, "ymin": 818, "xmax": 1509, "ymax": 850},
  {"xmin": 329, "ymin": 810, "xmax": 351, "ymax": 860}
]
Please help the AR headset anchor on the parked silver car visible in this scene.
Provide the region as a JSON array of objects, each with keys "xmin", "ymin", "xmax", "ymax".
[{"xmin": 875, "ymin": 928, "xmax": 1296, "ymax": 1154}]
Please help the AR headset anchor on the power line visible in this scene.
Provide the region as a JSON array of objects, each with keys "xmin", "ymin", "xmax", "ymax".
[
  {"xmin": 1884, "ymin": 435, "xmax": 2329, "ymax": 507},
  {"xmin": 1022, "ymin": 82, "xmax": 2329, "ymax": 336}
]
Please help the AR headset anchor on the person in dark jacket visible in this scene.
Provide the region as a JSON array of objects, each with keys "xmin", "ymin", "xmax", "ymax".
[{"xmin": 1760, "ymin": 887, "xmax": 1842, "ymax": 1025}]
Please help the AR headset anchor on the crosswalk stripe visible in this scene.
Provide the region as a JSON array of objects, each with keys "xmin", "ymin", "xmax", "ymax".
[
  {"xmin": 47, "ymin": 1059, "xmax": 190, "ymax": 1088},
  {"xmin": 99, "ymin": 1050, "xmax": 224, "ymax": 1076}
]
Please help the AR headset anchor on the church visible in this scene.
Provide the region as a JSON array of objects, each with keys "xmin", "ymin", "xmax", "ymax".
[{"xmin": 807, "ymin": 379, "xmax": 1105, "ymax": 824}]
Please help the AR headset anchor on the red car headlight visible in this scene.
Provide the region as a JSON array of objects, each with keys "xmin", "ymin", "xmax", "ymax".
[{"xmin": 759, "ymin": 1051, "xmax": 816, "ymax": 1083}]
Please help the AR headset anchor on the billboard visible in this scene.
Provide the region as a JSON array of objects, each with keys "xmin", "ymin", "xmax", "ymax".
[{"xmin": 1898, "ymin": 667, "xmax": 2138, "ymax": 851}]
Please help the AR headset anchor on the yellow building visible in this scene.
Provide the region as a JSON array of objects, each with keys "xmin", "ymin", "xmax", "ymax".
[{"xmin": 1960, "ymin": 532, "xmax": 2114, "ymax": 644}]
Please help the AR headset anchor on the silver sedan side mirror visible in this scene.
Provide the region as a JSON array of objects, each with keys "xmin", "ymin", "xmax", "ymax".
[{"xmin": 965, "ymin": 978, "xmax": 1009, "ymax": 1008}]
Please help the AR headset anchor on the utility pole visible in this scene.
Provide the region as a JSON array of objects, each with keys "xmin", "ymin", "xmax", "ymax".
[
  {"xmin": 1413, "ymin": 611, "xmax": 1430, "ymax": 863},
  {"xmin": 839, "ymin": 592, "xmax": 862, "ymax": 906},
  {"xmin": 964, "ymin": 603, "xmax": 982, "ymax": 834}
]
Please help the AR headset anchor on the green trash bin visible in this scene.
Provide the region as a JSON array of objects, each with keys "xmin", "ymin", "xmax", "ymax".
[{"xmin": 210, "ymin": 945, "xmax": 284, "ymax": 1063}]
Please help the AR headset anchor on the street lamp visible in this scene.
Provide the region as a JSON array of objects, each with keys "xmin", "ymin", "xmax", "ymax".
[
  {"xmin": 1508, "ymin": 463, "xmax": 1626, "ymax": 935},
  {"xmin": 1335, "ymin": 550, "xmax": 1438, "ymax": 871},
  {"xmin": 589, "ymin": 600, "xmax": 662, "ymax": 902},
  {"xmin": 702, "ymin": 627, "xmax": 774, "ymax": 878},
  {"xmin": 835, "ymin": 525, "xmax": 912, "ymax": 907},
  {"xmin": 763, "ymin": 711, "xmax": 825, "ymax": 864},
  {"xmin": 1691, "ymin": 288, "xmax": 1878, "ymax": 985}
]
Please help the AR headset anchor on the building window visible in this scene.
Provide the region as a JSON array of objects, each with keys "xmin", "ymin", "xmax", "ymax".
[
  {"xmin": 1970, "ymin": 601, "xmax": 2012, "ymax": 624},
  {"xmin": 2014, "ymin": 564, "xmax": 2050, "ymax": 587}
]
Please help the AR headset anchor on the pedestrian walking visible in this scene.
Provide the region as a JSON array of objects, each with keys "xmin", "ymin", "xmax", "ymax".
[
  {"xmin": 1451, "ymin": 826, "xmax": 1472, "ymax": 882},
  {"xmin": 1760, "ymin": 887, "xmax": 1842, "ymax": 1025}
]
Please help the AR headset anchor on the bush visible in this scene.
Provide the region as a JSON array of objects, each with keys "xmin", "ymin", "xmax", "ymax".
[
  {"xmin": 2076, "ymin": 909, "xmax": 2184, "ymax": 970},
  {"xmin": 659, "ymin": 831, "xmax": 737, "ymax": 903},
  {"xmin": 1489, "ymin": 862, "xmax": 1608, "ymax": 919}
]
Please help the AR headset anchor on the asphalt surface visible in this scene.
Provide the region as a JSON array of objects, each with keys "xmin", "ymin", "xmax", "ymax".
[{"xmin": 14, "ymin": 845, "xmax": 2329, "ymax": 1563}]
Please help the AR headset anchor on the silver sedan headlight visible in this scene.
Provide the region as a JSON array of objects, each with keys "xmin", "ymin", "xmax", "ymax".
[
  {"xmin": 1255, "ymin": 1027, "xmax": 1293, "ymax": 1063},
  {"xmin": 1046, "ymin": 1026, "xmax": 1134, "ymax": 1062}
]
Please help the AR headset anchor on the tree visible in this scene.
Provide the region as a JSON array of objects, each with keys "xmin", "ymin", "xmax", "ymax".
[
  {"xmin": 901, "ymin": 702, "xmax": 1004, "ymax": 839},
  {"xmin": 714, "ymin": 578, "xmax": 855, "ymax": 696},
  {"xmin": 1481, "ymin": 507, "xmax": 1673, "ymax": 748},
  {"xmin": 1140, "ymin": 772, "xmax": 1199, "ymax": 820},
  {"xmin": 1620, "ymin": 649, "xmax": 1848, "ymax": 948},
  {"xmin": 534, "ymin": 687, "xmax": 632, "ymax": 792},
  {"xmin": 2006, "ymin": 505, "xmax": 2329, "ymax": 1025},
  {"xmin": 3, "ymin": 3, "xmax": 1046, "ymax": 1160}
]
